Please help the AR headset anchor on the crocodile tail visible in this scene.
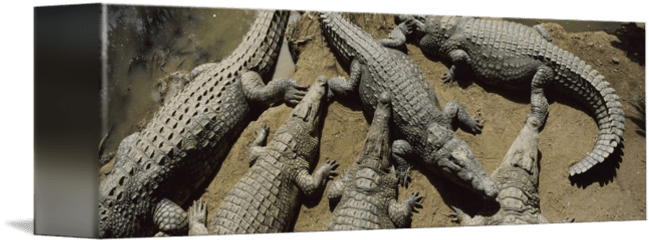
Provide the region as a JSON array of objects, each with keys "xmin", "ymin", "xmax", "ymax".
[
  {"xmin": 318, "ymin": 12, "xmax": 369, "ymax": 65},
  {"xmin": 227, "ymin": 10, "xmax": 290, "ymax": 80},
  {"xmin": 543, "ymin": 42, "xmax": 625, "ymax": 176}
]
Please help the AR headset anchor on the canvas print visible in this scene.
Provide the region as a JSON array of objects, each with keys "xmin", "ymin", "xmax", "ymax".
[{"xmin": 95, "ymin": 5, "xmax": 645, "ymax": 238}]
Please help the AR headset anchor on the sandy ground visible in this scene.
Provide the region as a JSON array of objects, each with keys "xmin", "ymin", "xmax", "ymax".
[{"xmin": 102, "ymin": 12, "xmax": 645, "ymax": 233}]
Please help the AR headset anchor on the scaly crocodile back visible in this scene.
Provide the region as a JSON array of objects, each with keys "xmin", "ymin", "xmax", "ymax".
[
  {"xmin": 99, "ymin": 10, "xmax": 290, "ymax": 238},
  {"xmin": 327, "ymin": 96, "xmax": 399, "ymax": 230},
  {"xmin": 327, "ymin": 166, "xmax": 399, "ymax": 230},
  {"xmin": 319, "ymin": 13, "xmax": 441, "ymax": 132},
  {"xmin": 208, "ymin": 140, "xmax": 304, "ymax": 234},
  {"xmin": 452, "ymin": 17, "xmax": 624, "ymax": 175}
]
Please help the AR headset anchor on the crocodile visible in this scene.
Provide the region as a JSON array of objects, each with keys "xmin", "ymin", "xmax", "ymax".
[
  {"xmin": 188, "ymin": 76, "xmax": 339, "ymax": 235},
  {"xmin": 326, "ymin": 92, "xmax": 424, "ymax": 231},
  {"xmin": 452, "ymin": 117, "xmax": 578, "ymax": 225},
  {"xmin": 386, "ymin": 15, "xmax": 625, "ymax": 176},
  {"xmin": 450, "ymin": 116, "xmax": 548, "ymax": 225},
  {"xmin": 319, "ymin": 12, "xmax": 499, "ymax": 200},
  {"xmin": 98, "ymin": 10, "xmax": 308, "ymax": 238}
]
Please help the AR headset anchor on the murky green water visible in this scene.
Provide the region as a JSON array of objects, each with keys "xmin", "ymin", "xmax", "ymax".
[{"xmin": 102, "ymin": 6, "xmax": 260, "ymax": 153}]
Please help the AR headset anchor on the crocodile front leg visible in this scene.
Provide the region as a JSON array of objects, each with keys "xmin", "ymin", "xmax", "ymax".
[
  {"xmin": 152, "ymin": 198, "xmax": 189, "ymax": 236},
  {"xmin": 378, "ymin": 22, "xmax": 409, "ymax": 49},
  {"xmin": 391, "ymin": 139, "xmax": 413, "ymax": 188},
  {"xmin": 379, "ymin": 17, "xmax": 425, "ymax": 49},
  {"xmin": 388, "ymin": 192, "xmax": 424, "ymax": 227},
  {"xmin": 241, "ymin": 71, "xmax": 308, "ymax": 107},
  {"xmin": 327, "ymin": 59, "xmax": 362, "ymax": 100},
  {"xmin": 188, "ymin": 198, "xmax": 208, "ymax": 236},
  {"xmin": 442, "ymin": 100, "xmax": 483, "ymax": 135},
  {"xmin": 295, "ymin": 159, "xmax": 340, "ymax": 198}
]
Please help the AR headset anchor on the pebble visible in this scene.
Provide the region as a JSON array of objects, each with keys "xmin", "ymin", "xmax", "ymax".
[{"xmin": 611, "ymin": 57, "xmax": 620, "ymax": 64}]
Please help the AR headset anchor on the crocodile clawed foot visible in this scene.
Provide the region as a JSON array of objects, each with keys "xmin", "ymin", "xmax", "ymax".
[
  {"xmin": 446, "ymin": 211, "xmax": 460, "ymax": 223},
  {"xmin": 397, "ymin": 165, "xmax": 413, "ymax": 188},
  {"xmin": 188, "ymin": 198, "xmax": 209, "ymax": 235},
  {"xmin": 283, "ymin": 79, "xmax": 309, "ymax": 107},
  {"xmin": 324, "ymin": 159, "xmax": 340, "ymax": 180},
  {"xmin": 561, "ymin": 217, "xmax": 576, "ymax": 223},
  {"xmin": 257, "ymin": 123, "xmax": 269, "ymax": 138},
  {"xmin": 442, "ymin": 70, "xmax": 456, "ymax": 83},
  {"xmin": 189, "ymin": 198, "xmax": 207, "ymax": 226},
  {"xmin": 446, "ymin": 205, "xmax": 466, "ymax": 224},
  {"xmin": 406, "ymin": 192, "xmax": 424, "ymax": 213},
  {"xmin": 468, "ymin": 119, "xmax": 483, "ymax": 135}
]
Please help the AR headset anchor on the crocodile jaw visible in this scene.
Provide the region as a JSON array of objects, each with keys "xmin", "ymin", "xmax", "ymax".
[
  {"xmin": 274, "ymin": 76, "xmax": 328, "ymax": 161},
  {"xmin": 432, "ymin": 136, "xmax": 499, "ymax": 200},
  {"xmin": 356, "ymin": 94, "xmax": 392, "ymax": 171},
  {"xmin": 287, "ymin": 76, "xmax": 327, "ymax": 133}
]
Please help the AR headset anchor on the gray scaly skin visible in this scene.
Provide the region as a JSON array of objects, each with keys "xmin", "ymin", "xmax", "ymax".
[
  {"xmin": 452, "ymin": 117, "xmax": 576, "ymax": 225},
  {"xmin": 98, "ymin": 10, "xmax": 307, "ymax": 238},
  {"xmin": 189, "ymin": 76, "xmax": 339, "ymax": 235},
  {"xmin": 451, "ymin": 116, "xmax": 548, "ymax": 225},
  {"xmin": 388, "ymin": 15, "xmax": 625, "ymax": 176},
  {"xmin": 326, "ymin": 93, "xmax": 424, "ymax": 231},
  {"xmin": 319, "ymin": 12, "xmax": 499, "ymax": 200}
]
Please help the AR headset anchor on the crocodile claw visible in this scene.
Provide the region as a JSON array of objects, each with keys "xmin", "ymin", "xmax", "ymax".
[
  {"xmin": 442, "ymin": 70, "xmax": 456, "ymax": 83},
  {"xmin": 284, "ymin": 79, "xmax": 309, "ymax": 107},
  {"xmin": 405, "ymin": 192, "xmax": 424, "ymax": 213},
  {"xmin": 396, "ymin": 165, "xmax": 412, "ymax": 188},
  {"xmin": 256, "ymin": 123, "xmax": 270, "ymax": 139},
  {"xmin": 324, "ymin": 159, "xmax": 340, "ymax": 180},
  {"xmin": 190, "ymin": 198, "xmax": 207, "ymax": 226},
  {"xmin": 469, "ymin": 120, "xmax": 483, "ymax": 135}
]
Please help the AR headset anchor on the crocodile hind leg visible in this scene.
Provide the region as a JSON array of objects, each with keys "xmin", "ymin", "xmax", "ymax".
[
  {"xmin": 442, "ymin": 100, "xmax": 483, "ymax": 135},
  {"xmin": 294, "ymin": 159, "xmax": 340, "ymax": 197},
  {"xmin": 327, "ymin": 59, "xmax": 362, "ymax": 100},
  {"xmin": 152, "ymin": 198, "xmax": 189, "ymax": 236},
  {"xmin": 188, "ymin": 198, "xmax": 209, "ymax": 236},
  {"xmin": 391, "ymin": 139, "xmax": 413, "ymax": 188},
  {"xmin": 388, "ymin": 192, "xmax": 424, "ymax": 227},
  {"xmin": 241, "ymin": 71, "xmax": 308, "ymax": 107},
  {"xmin": 441, "ymin": 49, "xmax": 471, "ymax": 83}
]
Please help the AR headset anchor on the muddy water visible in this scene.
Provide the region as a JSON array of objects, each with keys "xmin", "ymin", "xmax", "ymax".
[{"xmin": 102, "ymin": 7, "xmax": 281, "ymax": 153}]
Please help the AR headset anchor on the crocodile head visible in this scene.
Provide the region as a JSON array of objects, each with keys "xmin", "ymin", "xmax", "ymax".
[
  {"xmin": 356, "ymin": 92, "xmax": 392, "ymax": 172},
  {"xmin": 274, "ymin": 76, "xmax": 328, "ymax": 162},
  {"xmin": 394, "ymin": 15, "xmax": 460, "ymax": 57},
  {"xmin": 422, "ymin": 123, "xmax": 499, "ymax": 200}
]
